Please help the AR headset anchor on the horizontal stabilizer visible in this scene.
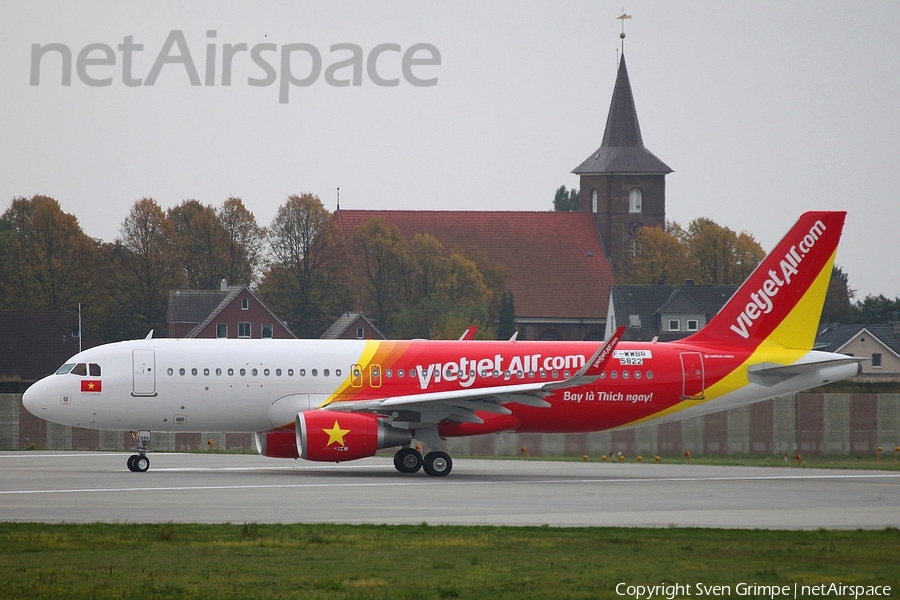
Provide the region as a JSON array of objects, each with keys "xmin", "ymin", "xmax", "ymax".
[{"xmin": 747, "ymin": 357, "xmax": 863, "ymax": 387}]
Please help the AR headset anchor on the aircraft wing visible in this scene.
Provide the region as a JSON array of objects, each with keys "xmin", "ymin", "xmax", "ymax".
[{"xmin": 321, "ymin": 327, "xmax": 625, "ymax": 426}]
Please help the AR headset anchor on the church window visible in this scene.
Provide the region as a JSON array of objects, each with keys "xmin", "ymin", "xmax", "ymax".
[{"xmin": 629, "ymin": 188, "xmax": 642, "ymax": 213}]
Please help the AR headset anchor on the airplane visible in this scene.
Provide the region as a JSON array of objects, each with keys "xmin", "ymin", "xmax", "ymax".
[{"xmin": 22, "ymin": 211, "xmax": 860, "ymax": 476}]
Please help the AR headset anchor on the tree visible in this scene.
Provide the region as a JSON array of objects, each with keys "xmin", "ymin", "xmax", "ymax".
[
  {"xmin": 355, "ymin": 217, "xmax": 410, "ymax": 333},
  {"xmin": 553, "ymin": 185, "xmax": 580, "ymax": 212},
  {"xmin": 685, "ymin": 218, "xmax": 764, "ymax": 285},
  {"xmin": 497, "ymin": 292, "xmax": 516, "ymax": 340},
  {"xmin": 821, "ymin": 265, "xmax": 854, "ymax": 323},
  {"xmin": 168, "ymin": 199, "xmax": 227, "ymax": 289},
  {"xmin": 110, "ymin": 198, "xmax": 184, "ymax": 338},
  {"xmin": 258, "ymin": 193, "xmax": 350, "ymax": 337},
  {"xmin": 0, "ymin": 195, "xmax": 100, "ymax": 312},
  {"xmin": 218, "ymin": 197, "xmax": 263, "ymax": 285},
  {"xmin": 620, "ymin": 224, "xmax": 690, "ymax": 285}
]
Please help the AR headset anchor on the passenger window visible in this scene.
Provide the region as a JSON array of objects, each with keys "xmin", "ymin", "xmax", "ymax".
[
  {"xmin": 228, "ymin": 368, "xmax": 234, "ymax": 376},
  {"xmin": 89, "ymin": 364, "xmax": 101, "ymax": 376},
  {"xmin": 300, "ymin": 369, "xmax": 306, "ymax": 376},
  {"xmin": 191, "ymin": 368, "xmax": 198, "ymax": 376},
  {"xmin": 611, "ymin": 370, "xmax": 618, "ymax": 379},
  {"xmin": 203, "ymin": 368, "xmax": 210, "ymax": 376},
  {"xmin": 324, "ymin": 369, "xmax": 330, "ymax": 377},
  {"xmin": 264, "ymin": 368, "xmax": 270, "ymax": 376},
  {"xmin": 336, "ymin": 369, "xmax": 341, "ymax": 377},
  {"xmin": 312, "ymin": 369, "xmax": 318, "ymax": 377},
  {"xmin": 216, "ymin": 368, "xmax": 222, "ymax": 376},
  {"xmin": 398, "ymin": 369, "xmax": 405, "ymax": 377},
  {"xmin": 251, "ymin": 368, "xmax": 258, "ymax": 376},
  {"xmin": 276, "ymin": 369, "xmax": 282, "ymax": 376},
  {"xmin": 240, "ymin": 368, "xmax": 246, "ymax": 376},
  {"xmin": 623, "ymin": 371, "xmax": 630, "ymax": 379},
  {"xmin": 646, "ymin": 371, "xmax": 653, "ymax": 380},
  {"xmin": 167, "ymin": 368, "xmax": 174, "ymax": 376},
  {"xmin": 179, "ymin": 368, "xmax": 186, "ymax": 376},
  {"xmin": 635, "ymin": 371, "xmax": 642, "ymax": 379},
  {"xmin": 72, "ymin": 363, "xmax": 87, "ymax": 376},
  {"xmin": 288, "ymin": 369, "xmax": 294, "ymax": 376}
]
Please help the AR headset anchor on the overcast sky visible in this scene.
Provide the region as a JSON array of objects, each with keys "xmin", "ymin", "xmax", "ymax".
[{"xmin": 3, "ymin": 1, "xmax": 899, "ymax": 299}]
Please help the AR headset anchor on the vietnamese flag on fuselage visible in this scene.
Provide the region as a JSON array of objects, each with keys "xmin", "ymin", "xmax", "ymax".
[{"xmin": 81, "ymin": 380, "xmax": 102, "ymax": 392}]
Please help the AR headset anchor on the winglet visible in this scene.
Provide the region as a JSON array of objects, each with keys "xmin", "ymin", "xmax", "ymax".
[
  {"xmin": 544, "ymin": 326, "xmax": 624, "ymax": 391},
  {"xmin": 685, "ymin": 211, "xmax": 846, "ymax": 350},
  {"xmin": 458, "ymin": 326, "xmax": 478, "ymax": 341}
]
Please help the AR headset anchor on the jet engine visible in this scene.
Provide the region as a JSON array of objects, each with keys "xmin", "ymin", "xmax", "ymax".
[
  {"xmin": 297, "ymin": 411, "xmax": 411, "ymax": 462},
  {"xmin": 255, "ymin": 429, "xmax": 299, "ymax": 459}
]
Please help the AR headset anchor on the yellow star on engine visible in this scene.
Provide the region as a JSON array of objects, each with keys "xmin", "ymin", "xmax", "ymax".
[{"xmin": 323, "ymin": 420, "xmax": 350, "ymax": 447}]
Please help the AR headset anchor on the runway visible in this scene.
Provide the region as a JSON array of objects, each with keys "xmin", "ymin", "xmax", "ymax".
[{"xmin": 1, "ymin": 451, "xmax": 899, "ymax": 529}]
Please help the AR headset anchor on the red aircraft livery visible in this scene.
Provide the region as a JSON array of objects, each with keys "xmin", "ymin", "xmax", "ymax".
[{"xmin": 24, "ymin": 211, "xmax": 860, "ymax": 475}]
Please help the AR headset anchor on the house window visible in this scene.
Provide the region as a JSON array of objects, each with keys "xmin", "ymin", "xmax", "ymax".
[
  {"xmin": 872, "ymin": 353, "xmax": 882, "ymax": 368},
  {"xmin": 686, "ymin": 319, "xmax": 699, "ymax": 331},
  {"xmin": 241, "ymin": 298, "xmax": 249, "ymax": 310},
  {"xmin": 261, "ymin": 324, "xmax": 273, "ymax": 338},
  {"xmin": 356, "ymin": 327, "xmax": 364, "ymax": 339},
  {"xmin": 540, "ymin": 330, "xmax": 560, "ymax": 341},
  {"xmin": 216, "ymin": 323, "xmax": 227, "ymax": 338},
  {"xmin": 629, "ymin": 188, "xmax": 642, "ymax": 213},
  {"xmin": 591, "ymin": 189, "xmax": 598, "ymax": 213},
  {"xmin": 668, "ymin": 319, "xmax": 680, "ymax": 331},
  {"xmin": 238, "ymin": 322, "xmax": 251, "ymax": 338},
  {"xmin": 629, "ymin": 314, "xmax": 642, "ymax": 328}
]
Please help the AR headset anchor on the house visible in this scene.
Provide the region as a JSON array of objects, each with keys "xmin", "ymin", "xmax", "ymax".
[
  {"xmin": 0, "ymin": 311, "xmax": 102, "ymax": 381},
  {"xmin": 605, "ymin": 284, "xmax": 739, "ymax": 342},
  {"xmin": 815, "ymin": 323, "xmax": 900, "ymax": 380},
  {"xmin": 320, "ymin": 312, "xmax": 385, "ymax": 340},
  {"xmin": 168, "ymin": 280, "xmax": 295, "ymax": 339}
]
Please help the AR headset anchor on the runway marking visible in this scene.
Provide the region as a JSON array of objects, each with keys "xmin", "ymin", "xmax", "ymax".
[{"xmin": 1, "ymin": 472, "xmax": 898, "ymax": 496}]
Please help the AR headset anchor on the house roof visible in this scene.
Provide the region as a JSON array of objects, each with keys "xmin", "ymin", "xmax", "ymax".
[
  {"xmin": 335, "ymin": 210, "xmax": 614, "ymax": 320},
  {"xmin": 815, "ymin": 323, "xmax": 900, "ymax": 357},
  {"xmin": 168, "ymin": 289, "xmax": 230, "ymax": 324},
  {"xmin": 573, "ymin": 55, "xmax": 672, "ymax": 175},
  {"xmin": 168, "ymin": 286, "xmax": 295, "ymax": 338},
  {"xmin": 320, "ymin": 312, "xmax": 384, "ymax": 339},
  {"xmin": 0, "ymin": 312, "xmax": 103, "ymax": 381},
  {"xmin": 610, "ymin": 284, "xmax": 738, "ymax": 342}
]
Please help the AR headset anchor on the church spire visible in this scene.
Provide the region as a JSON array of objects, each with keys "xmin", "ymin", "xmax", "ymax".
[{"xmin": 573, "ymin": 54, "xmax": 672, "ymax": 175}]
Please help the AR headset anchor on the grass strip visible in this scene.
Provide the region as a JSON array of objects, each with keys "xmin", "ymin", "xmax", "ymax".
[{"xmin": 0, "ymin": 523, "xmax": 897, "ymax": 599}]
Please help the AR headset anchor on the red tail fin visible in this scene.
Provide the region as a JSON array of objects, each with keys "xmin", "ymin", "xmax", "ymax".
[{"xmin": 686, "ymin": 211, "xmax": 846, "ymax": 349}]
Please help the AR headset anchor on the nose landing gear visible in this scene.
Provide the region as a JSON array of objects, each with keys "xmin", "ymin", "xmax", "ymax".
[{"xmin": 127, "ymin": 430, "xmax": 151, "ymax": 472}]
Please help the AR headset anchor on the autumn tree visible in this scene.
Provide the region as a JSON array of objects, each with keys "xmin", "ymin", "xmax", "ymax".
[
  {"xmin": 0, "ymin": 195, "xmax": 100, "ymax": 312},
  {"xmin": 108, "ymin": 198, "xmax": 184, "ymax": 339},
  {"xmin": 355, "ymin": 217, "xmax": 410, "ymax": 333},
  {"xmin": 168, "ymin": 199, "xmax": 227, "ymax": 289},
  {"xmin": 620, "ymin": 223, "xmax": 690, "ymax": 285},
  {"xmin": 686, "ymin": 218, "xmax": 763, "ymax": 285},
  {"xmin": 258, "ymin": 193, "xmax": 350, "ymax": 337},
  {"xmin": 218, "ymin": 196, "xmax": 263, "ymax": 285},
  {"xmin": 623, "ymin": 217, "xmax": 764, "ymax": 286}
]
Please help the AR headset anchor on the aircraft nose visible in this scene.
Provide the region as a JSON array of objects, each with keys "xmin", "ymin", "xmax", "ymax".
[{"xmin": 22, "ymin": 378, "xmax": 49, "ymax": 417}]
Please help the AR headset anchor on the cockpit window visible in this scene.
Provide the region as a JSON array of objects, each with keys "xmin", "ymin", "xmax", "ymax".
[
  {"xmin": 89, "ymin": 363, "xmax": 101, "ymax": 376},
  {"xmin": 55, "ymin": 363, "xmax": 75, "ymax": 375},
  {"xmin": 71, "ymin": 363, "xmax": 87, "ymax": 376}
]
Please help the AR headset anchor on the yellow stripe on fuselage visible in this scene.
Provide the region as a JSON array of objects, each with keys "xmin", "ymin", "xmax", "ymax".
[{"xmin": 316, "ymin": 340, "xmax": 383, "ymax": 408}]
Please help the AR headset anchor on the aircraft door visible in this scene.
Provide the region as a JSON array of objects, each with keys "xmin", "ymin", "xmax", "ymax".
[
  {"xmin": 680, "ymin": 352, "xmax": 705, "ymax": 399},
  {"xmin": 132, "ymin": 349, "xmax": 157, "ymax": 396}
]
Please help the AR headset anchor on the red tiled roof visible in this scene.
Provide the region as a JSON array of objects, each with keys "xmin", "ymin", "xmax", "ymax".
[{"xmin": 336, "ymin": 210, "xmax": 613, "ymax": 320}]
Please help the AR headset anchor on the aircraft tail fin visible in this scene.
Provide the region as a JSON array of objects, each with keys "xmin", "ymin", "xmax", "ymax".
[{"xmin": 685, "ymin": 211, "xmax": 846, "ymax": 350}]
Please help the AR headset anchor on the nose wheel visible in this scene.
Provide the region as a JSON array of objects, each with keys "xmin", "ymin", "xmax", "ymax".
[{"xmin": 127, "ymin": 430, "xmax": 151, "ymax": 472}]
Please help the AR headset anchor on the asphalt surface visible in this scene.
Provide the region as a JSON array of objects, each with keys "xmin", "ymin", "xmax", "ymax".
[{"xmin": 1, "ymin": 451, "xmax": 898, "ymax": 529}]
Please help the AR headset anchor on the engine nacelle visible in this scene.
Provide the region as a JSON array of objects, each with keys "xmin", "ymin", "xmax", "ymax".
[
  {"xmin": 297, "ymin": 411, "xmax": 411, "ymax": 463},
  {"xmin": 255, "ymin": 429, "xmax": 299, "ymax": 459}
]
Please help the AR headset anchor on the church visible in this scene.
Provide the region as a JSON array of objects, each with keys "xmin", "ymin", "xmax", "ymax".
[{"xmin": 336, "ymin": 53, "xmax": 672, "ymax": 341}]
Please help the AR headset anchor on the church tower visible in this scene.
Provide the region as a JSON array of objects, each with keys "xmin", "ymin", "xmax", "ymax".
[{"xmin": 572, "ymin": 54, "xmax": 672, "ymax": 275}]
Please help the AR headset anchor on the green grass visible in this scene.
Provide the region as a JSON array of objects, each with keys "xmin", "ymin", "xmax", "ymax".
[{"xmin": 0, "ymin": 523, "xmax": 897, "ymax": 599}]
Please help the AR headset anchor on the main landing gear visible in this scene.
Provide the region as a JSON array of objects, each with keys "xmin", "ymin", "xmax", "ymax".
[
  {"xmin": 127, "ymin": 430, "xmax": 151, "ymax": 472},
  {"xmin": 393, "ymin": 447, "xmax": 453, "ymax": 477}
]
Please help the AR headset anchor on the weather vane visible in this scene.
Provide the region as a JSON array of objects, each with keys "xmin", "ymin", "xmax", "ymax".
[{"xmin": 617, "ymin": 10, "xmax": 632, "ymax": 56}]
